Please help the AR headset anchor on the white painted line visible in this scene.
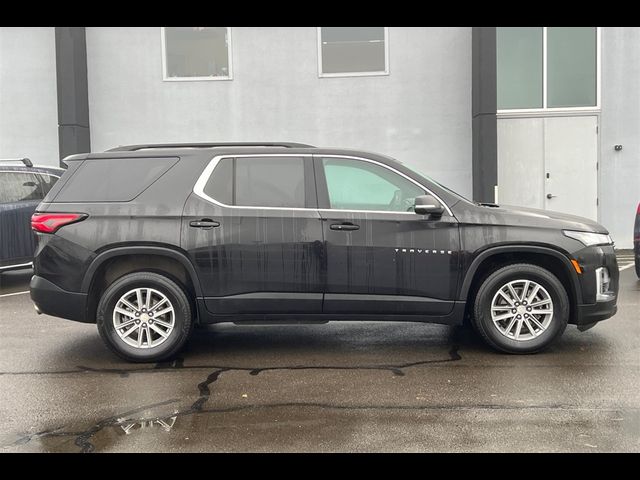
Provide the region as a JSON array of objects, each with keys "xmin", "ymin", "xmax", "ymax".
[
  {"xmin": 619, "ymin": 263, "xmax": 636, "ymax": 272},
  {"xmin": 0, "ymin": 290, "xmax": 29, "ymax": 298}
]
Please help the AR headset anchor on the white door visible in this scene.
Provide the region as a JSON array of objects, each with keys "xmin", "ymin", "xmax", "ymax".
[
  {"xmin": 543, "ymin": 116, "xmax": 598, "ymax": 220},
  {"xmin": 497, "ymin": 115, "xmax": 598, "ymax": 221}
]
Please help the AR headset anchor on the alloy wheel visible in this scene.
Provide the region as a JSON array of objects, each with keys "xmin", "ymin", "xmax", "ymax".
[{"xmin": 112, "ymin": 288, "xmax": 175, "ymax": 349}]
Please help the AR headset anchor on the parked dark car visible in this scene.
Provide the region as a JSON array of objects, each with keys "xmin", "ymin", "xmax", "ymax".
[
  {"xmin": 29, "ymin": 143, "xmax": 619, "ymax": 362},
  {"xmin": 0, "ymin": 159, "xmax": 64, "ymax": 272},
  {"xmin": 635, "ymin": 202, "xmax": 640, "ymax": 278}
]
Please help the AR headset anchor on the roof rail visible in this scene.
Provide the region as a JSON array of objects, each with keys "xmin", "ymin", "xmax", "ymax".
[
  {"xmin": 0, "ymin": 158, "xmax": 33, "ymax": 167},
  {"xmin": 106, "ymin": 142, "xmax": 315, "ymax": 152}
]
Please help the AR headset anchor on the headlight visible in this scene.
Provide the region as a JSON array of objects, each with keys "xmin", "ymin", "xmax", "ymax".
[{"xmin": 563, "ymin": 230, "xmax": 613, "ymax": 247}]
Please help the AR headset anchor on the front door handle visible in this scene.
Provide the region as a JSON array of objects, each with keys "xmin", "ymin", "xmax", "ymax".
[
  {"xmin": 330, "ymin": 223, "xmax": 360, "ymax": 231},
  {"xmin": 189, "ymin": 219, "xmax": 220, "ymax": 229},
  {"xmin": 546, "ymin": 194, "xmax": 557, "ymax": 199}
]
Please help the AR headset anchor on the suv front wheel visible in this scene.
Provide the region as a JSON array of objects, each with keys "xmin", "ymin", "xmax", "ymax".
[
  {"xmin": 96, "ymin": 272, "xmax": 193, "ymax": 362},
  {"xmin": 472, "ymin": 263, "xmax": 569, "ymax": 354}
]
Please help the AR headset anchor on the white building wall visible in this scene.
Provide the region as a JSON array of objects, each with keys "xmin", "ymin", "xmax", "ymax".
[
  {"xmin": 85, "ymin": 27, "xmax": 473, "ymax": 197},
  {"xmin": 600, "ymin": 27, "xmax": 640, "ymax": 249},
  {"xmin": 0, "ymin": 27, "xmax": 59, "ymax": 167}
]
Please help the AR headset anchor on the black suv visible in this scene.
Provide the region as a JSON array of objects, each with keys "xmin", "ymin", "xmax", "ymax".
[{"xmin": 29, "ymin": 143, "xmax": 619, "ymax": 362}]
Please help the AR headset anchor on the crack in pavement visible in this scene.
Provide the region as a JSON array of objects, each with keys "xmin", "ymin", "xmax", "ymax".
[
  {"xmin": 2, "ymin": 344, "xmax": 462, "ymax": 452},
  {"xmin": 0, "ymin": 344, "xmax": 462, "ymax": 377}
]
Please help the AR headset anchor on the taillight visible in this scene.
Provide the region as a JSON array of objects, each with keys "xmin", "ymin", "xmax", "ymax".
[
  {"xmin": 31, "ymin": 213, "xmax": 87, "ymax": 234},
  {"xmin": 637, "ymin": 203, "xmax": 640, "ymax": 215}
]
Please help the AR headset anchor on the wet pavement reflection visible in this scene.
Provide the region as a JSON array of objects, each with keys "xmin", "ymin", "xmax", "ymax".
[{"xmin": 0, "ymin": 268, "xmax": 638, "ymax": 452}]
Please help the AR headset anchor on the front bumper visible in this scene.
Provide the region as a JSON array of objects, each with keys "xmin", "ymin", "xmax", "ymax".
[
  {"xmin": 575, "ymin": 298, "xmax": 617, "ymax": 330},
  {"xmin": 571, "ymin": 244, "xmax": 618, "ymax": 329},
  {"xmin": 30, "ymin": 275, "xmax": 90, "ymax": 323}
]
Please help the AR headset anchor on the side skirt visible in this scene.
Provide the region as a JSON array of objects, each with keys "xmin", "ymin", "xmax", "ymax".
[{"xmin": 196, "ymin": 299, "xmax": 465, "ymax": 326}]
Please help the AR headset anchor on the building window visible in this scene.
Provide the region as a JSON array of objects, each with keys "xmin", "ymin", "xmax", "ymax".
[
  {"xmin": 318, "ymin": 27, "xmax": 389, "ymax": 77},
  {"xmin": 162, "ymin": 27, "xmax": 232, "ymax": 81},
  {"xmin": 497, "ymin": 27, "xmax": 598, "ymax": 111}
]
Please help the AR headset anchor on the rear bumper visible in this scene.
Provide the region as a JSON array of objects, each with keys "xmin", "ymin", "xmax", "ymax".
[{"xmin": 30, "ymin": 275, "xmax": 90, "ymax": 323}]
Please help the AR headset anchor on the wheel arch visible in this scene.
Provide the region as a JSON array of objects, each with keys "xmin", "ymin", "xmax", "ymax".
[
  {"xmin": 460, "ymin": 245, "xmax": 582, "ymax": 324},
  {"xmin": 81, "ymin": 246, "xmax": 203, "ymax": 323}
]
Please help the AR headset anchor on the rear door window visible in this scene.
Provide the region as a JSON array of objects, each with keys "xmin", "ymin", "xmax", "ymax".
[
  {"xmin": 201, "ymin": 156, "xmax": 306, "ymax": 208},
  {"xmin": 235, "ymin": 157, "xmax": 305, "ymax": 208}
]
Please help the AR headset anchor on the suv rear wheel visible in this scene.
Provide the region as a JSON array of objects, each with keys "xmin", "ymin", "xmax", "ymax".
[
  {"xmin": 472, "ymin": 263, "xmax": 569, "ymax": 354},
  {"xmin": 96, "ymin": 272, "xmax": 193, "ymax": 362}
]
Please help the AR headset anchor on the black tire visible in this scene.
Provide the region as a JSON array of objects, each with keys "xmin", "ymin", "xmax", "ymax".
[
  {"xmin": 96, "ymin": 272, "xmax": 193, "ymax": 362},
  {"xmin": 471, "ymin": 263, "xmax": 569, "ymax": 354},
  {"xmin": 635, "ymin": 256, "xmax": 640, "ymax": 279}
]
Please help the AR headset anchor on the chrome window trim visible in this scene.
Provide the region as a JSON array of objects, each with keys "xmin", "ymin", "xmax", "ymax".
[
  {"xmin": 0, "ymin": 262, "xmax": 33, "ymax": 271},
  {"xmin": 193, "ymin": 153, "xmax": 453, "ymax": 217}
]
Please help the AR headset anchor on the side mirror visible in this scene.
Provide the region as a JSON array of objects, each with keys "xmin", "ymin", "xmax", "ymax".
[{"xmin": 414, "ymin": 194, "xmax": 444, "ymax": 216}]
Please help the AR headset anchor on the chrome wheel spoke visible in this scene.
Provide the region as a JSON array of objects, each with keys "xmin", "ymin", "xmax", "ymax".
[
  {"xmin": 154, "ymin": 307, "xmax": 173, "ymax": 318},
  {"xmin": 493, "ymin": 312, "xmax": 515, "ymax": 322},
  {"xmin": 114, "ymin": 307, "xmax": 137, "ymax": 319},
  {"xmin": 507, "ymin": 284, "xmax": 519, "ymax": 303},
  {"xmin": 122, "ymin": 324, "xmax": 140, "ymax": 339},
  {"xmin": 528, "ymin": 315, "xmax": 545, "ymax": 330},
  {"xmin": 497, "ymin": 290, "xmax": 515, "ymax": 306},
  {"xmin": 149, "ymin": 298, "xmax": 168, "ymax": 313},
  {"xmin": 491, "ymin": 279, "xmax": 554, "ymax": 342},
  {"xmin": 520, "ymin": 280, "xmax": 530, "ymax": 302},
  {"xmin": 117, "ymin": 319, "xmax": 136, "ymax": 329},
  {"xmin": 514, "ymin": 319, "xmax": 523, "ymax": 340},
  {"xmin": 526, "ymin": 285, "xmax": 541, "ymax": 304},
  {"xmin": 523, "ymin": 318, "xmax": 536, "ymax": 337},
  {"xmin": 120, "ymin": 298, "xmax": 138, "ymax": 312},
  {"xmin": 113, "ymin": 287, "xmax": 175, "ymax": 349},
  {"xmin": 530, "ymin": 299, "xmax": 551, "ymax": 307},
  {"xmin": 150, "ymin": 323, "xmax": 169, "ymax": 338},
  {"xmin": 136, "ymin": 289, "xmax": 144, "ymax": 310},
  {"xmin": 153, "ymin": 318, "xmax": 172, "ymax": 328},
  {"xmin": 504, "ymin": 317, "xmax": 517, "ymax": 335}
]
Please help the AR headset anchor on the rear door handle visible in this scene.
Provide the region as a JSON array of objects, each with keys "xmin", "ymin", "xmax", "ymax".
[
  {"xmin": 330, "ymin": 223, "xmax": 360, "ymax": 231},
  {"xmin": 189, "ymin": 219, "xmax": 220, "ymax": 229}
]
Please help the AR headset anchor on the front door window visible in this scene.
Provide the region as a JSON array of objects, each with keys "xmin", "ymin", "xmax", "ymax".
[{"xmin": 321, "ymin": 157, "xmax": 425, "ymax": 213}]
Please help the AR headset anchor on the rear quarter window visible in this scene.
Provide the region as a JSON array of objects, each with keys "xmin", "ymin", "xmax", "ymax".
[{"xmin": 54, "ymin": 157, "xmax": 179, "ymax": 202}]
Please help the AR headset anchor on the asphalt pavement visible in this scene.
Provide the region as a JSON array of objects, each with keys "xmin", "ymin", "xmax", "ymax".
[{"xmin": 0, "ymin": 257, "xmax": 638, "ymax": 452}]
